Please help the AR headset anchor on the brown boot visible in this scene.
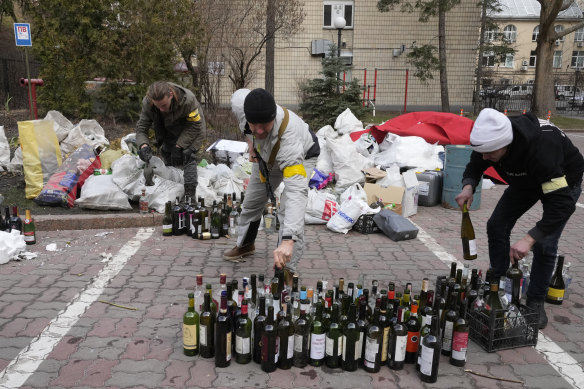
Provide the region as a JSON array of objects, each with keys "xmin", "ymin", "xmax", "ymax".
[{"xmin": 223, "ymin": 244, "xmax": 255, "ymax": 260}]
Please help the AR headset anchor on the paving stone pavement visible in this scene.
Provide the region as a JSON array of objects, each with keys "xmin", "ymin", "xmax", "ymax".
[{"xmin": 0, "ymin": 133, "xmax": 583, "ymax": 388}]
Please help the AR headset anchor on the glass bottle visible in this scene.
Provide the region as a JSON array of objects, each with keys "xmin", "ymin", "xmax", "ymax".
[
  {"xmin": 191, "ymin": 199, "xmax": 201, "ymax": 238},
  {"xmin": 546, "ymin": 255, "xmax": 566, "ymax": 305},
  {"xmin": 185, "ymin": 197, "xmax": 194, "ymax": 237},
  {"xmin": 194, "ymin": 274, "xmax": 204, "ymax": 313},
  {"xmin": 199, "ymin": 292, "xmax": 215, "ymax": 358},
  {"xmin": 229, "ymin": 201, "xmax": 239, "ymax": 238},
  {"xmin": 183, "ymin": 293, "xmax": 199, "ymax": 356},
  {"xmin": 356, "ymin": 298, "xmax": 369, "ymax": 367},
  {"xmin": 521, "ymin": 262, "xmax": 530, "ymax": 300},
  {"xmin": 419, "ymin": 315, "xmax": 441, "ymax": 383},
  {"xmin": 199, "ymin": 197, "xmax": 209, "ymax": 233},
  {"xmin": 9, "ymin": 206, "xmax": 22, "ymax": 234},
  {"xmin": 235, "ymin": 300, "xmax": 252, "ymax": 363},
  {"xmin": 418, "ymin": 278, "xmax": 429, "ymax": 313},
  {"xmin": 378, "ymin": 296, "xmax": 390, "ymax": 365},
  {"xmin": 461, "ymin": 203, "xmax": 477, "ymax": 260},
  {"xmin": 293, "ymin": 308, "xmax": 310, "ymax": 368},
  {"xmin": 341, "ymin": 303, "xmax": 359, "ymax": 372},
  {"xmin": 172, "ymin": 197, "xmax": 184, "ymax": 236},
  {"xmin": 388, "ymin": 306, "xmax": 407, "ymax": 370},
  {"xmin": 405, "ymin": 302, "xmax": 421, "ymax": 364},
  {"xmin": 507, "ymin": 262, "xmax": 523, "ymax": 307},
  {"xmin": 441, "ymin": 291, "xmax": 459, "ymax": 357},
  {"xmin": 23, "ymin": 209, "xmax": 36, "ymax": 245},
  {"xmin": 264, "ymin": 204, "xmax": 276, "ymax": 233},
  {"xmin": 139, "ymin": 188, "xmax": 149, "ymax": 214},
  {"xmin": 363, "ymin": 307, "xmax": 382, "ymax": 373},
  {"xmin": 309, "ymin": 301, "xmax": 325, "ymax": 367},
  {"xmin": 215, "ymin": 291, "xmax": 232, "ymax": 367},
  {"xmin": 210, "ymin": 201, "xmax": 221, "ymax": 239},
  {"xmin": 450, "ymin": 301, "xmax": 469, "ymax": 367},
  {"xmin": 253, "ymin": 296, "xmax": 267, "ymax": 364},
  {"xmin": 278, "ymin": 302, "xmax": 294, "ymax": 370},
  {"xmin": 325, "ymin": 303, "xmax": 342, "ymax": 369},
  {"xmin": 206, "ymin": 283, "xmax": 218, "ymax": 313},
  {"xmin": 261, "ymin": 306, "xmax": 278, "ymax": 372}
]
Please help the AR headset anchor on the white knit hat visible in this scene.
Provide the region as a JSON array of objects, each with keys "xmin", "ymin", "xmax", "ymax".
[{"xmin": 470, "ymin": 108, "xmax": 513, "ymax": 153}]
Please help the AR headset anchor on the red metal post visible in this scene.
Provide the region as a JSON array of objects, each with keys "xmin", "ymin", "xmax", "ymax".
[
  {"xmin": 19, "ymin": 78, "xmax": 44, "ymax": 119},
  {"xmin": 362, "ymin": 69, "xmax": 367, "ymax": 107},
  {"xmin": 373, "ymin": 68, "xmax": 377, "ymax": 102},
  {"xmin": 367, "ymin": 86, "xmax": 370, "ymax": 106},
  {"xmin": 404, "ymin": 69, "xmax": 409, "ymax": 113}
]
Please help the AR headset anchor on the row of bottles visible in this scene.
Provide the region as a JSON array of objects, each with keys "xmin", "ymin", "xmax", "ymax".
[
  {"xmin": 1, "ymin": 206, "xmax": 36, "ymax": 245},
  {"xmin": 163, "ymin": 192, "xmax": 243, "ymax": 239}
]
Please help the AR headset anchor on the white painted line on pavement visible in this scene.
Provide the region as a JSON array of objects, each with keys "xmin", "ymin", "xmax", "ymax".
[
  {"xmin": 411, "ymin": 221, "xmax": 584, "ymax": 389},
  {"xmin": 576, "ymin": 202, "xmax": 584, "ymax": 209},
  {"xmin": 0, "ymin": 227, "xmax": 154, "ymax": 389}
]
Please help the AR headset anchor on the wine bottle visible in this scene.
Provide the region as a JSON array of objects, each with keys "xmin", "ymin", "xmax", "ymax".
[
  {"xmin": 466, "ymin": 269, "xmax": 479, "ymax": 310},
  {"xmin": 210, "ymin": 201, "xmax": 221, "ymax": 239},
  {"xmin": 9, "ymin": 206, "xmax": 22, "ymax": 234},
  {"xmin": 363, "ymin": 307, "xmax": 382, "ymax": 373},
  {"xmin": 293, "ymin": 307, "xmax": 310, "ymax": 368},
  {"xmin": 23, "ymin": 209, "xmax": 36, "ymax": 245},
  {"xmin": 388, "ymin": 306, "xmax": 407, "ymax": 370},
  {"xmin": 235, "ymin": 300, "xmax": 252, "ymax": 364},
  {"xmin": 185, "ymin": 197, "xmax": 193, "ymax": 236},
  {"xmin": 441, "ymin": 291, "xmax": 459, "ymax": 356},
  {"xmin": 419, "ymin": 315, "xmax": 441, "ymax": 383},
  {"xmin": 416, "ymin": 291, "xmax": 435, "ymax": 372},
  {"xmin": 253, "ymin": 296, "xmax": 267, "ymax": 364},
  {"xmin": 183, "ymin": 293, "xmax": 199, "ymax": 356},
  {"xmin": 461, "ymin": 203, "xmax": 477, "ymax": 260},
  {"xmin": 215, "ymin": 291, "xmax": 232, "ymax": 367},
  {"xmin": 450, "ymin": 301, "xmax": 469, "ymax": 367},
  {"xmin": 418, "ymin": 278, "xmax": 429, "ymax": 313},
  {"xmin": 277, "ymin": 302, "xmax": 294, "ymax": 369},
  {"xmin": 378, "ymin": 296, "xmax": 390, "ymax": 364},
  {"xmin": 309, "ymin": 301, "xmax": 325, "ymax": 367},
  {"xmin": 341, "ymin": 303, "xmax": 359, "ymax": 372},
  {"xmin": 405, "ymin": 302, "xmax": 421, "ymax": 364},
  {"xmin": 199, "ymin": 293, "xmax": 215, "ymax": 358},
  {"xmin": 356, "ymin": 298, "xmax": 369, "ymax": 367},
  {"xmin": 3, "ymin": 206, "xmax": 10, "ymax": 232},
  {"xmin": 546, "ymin": 255, "xmax": 566, "ymax": 305},
  {"xmin": 172, "ymin": 197, "xmax": 184, "ymax": 236},
  {"xmin": 162, "ymin": 201, "xmax": 173, "ymax": 236},
  {"xmin": 506, "ymin": 262, "xmax": 523, "ymax": 306},
  {"xmin": 261, "ymin": 306, "xmax": 278, "ymax": 372},
  {"xmin": 194, "ymin": 274, "xmax": 204, "ymax": 313},
  {"xmin": 325, "ymin": 303, "xmax": 342, "ymax": 369}
]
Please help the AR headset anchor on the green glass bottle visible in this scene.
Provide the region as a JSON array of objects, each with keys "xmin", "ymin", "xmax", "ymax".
[
  {"xmin": 325, "ymin": 303, "xmax": 342, "ymax": 368},
  {"xmin": 341, "ymin": 303, "xmax": 359, "ymax": 372},
  {"xmin": 419, "ymin": 314, "xmax": 441, "ymax": 383},
  {"xmin": 293, "ymin": 307, "xmax": 310, "ymax": 368},
  {"xmin": 199, "ymin": 292, "xmax": 215, "ymax": 358},
  {"xmin": 363, "ymin": 307, "xmax": 382, "ymax": 373},
  {"xmin": 450, "ymin": 300, "xmax": 469, "ymax": 367},
  {"xmin": 278, "ymin": 302, "xmax": 294, "ymax": 369},
  {"xmin": 235, "ymin": 300, "xmax": 252, "ymax": 364},
  {"xmin": 215, "ymin": 291, "xmax": 232, "ymax": 367},
  {"xmin": 546, "ymin": 255, "xmax": 566, "ymax": 305},
  {"xmin": 261, "ymin": 306, "xmax": 278, "ymax": 372},
  {"xmin": 162, "ymin": 201, "xmax": 173, "ymax": 236},
  {"xmin": 388, "ymin": 307, "xmax": 407, "ymax": 370},
  {"xmin": 356, "ymin": 298, "xmax": 369, "ymax": 367},
  {"xmin": 253, "ymin": 296, "xmax": 267, "ymax": 364},
  {"xmin": 309, "ymin": 301, "xmax": 325, "ymax": 366},
  {"xmin": 183, "ymin": 293, "xmax": 199, "ymax": 356}
]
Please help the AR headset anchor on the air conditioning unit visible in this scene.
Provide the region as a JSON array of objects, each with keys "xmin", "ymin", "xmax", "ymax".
[
  {"xmin": 578, "ymin": 42, "xmax": 584, "ymax": 47},
  {"xmin": 522, "ymin": 60, "xmax": 529, "ymax": 66},
  {"xmin": 521, "ymin": 66, "xmax": 528, "ymax": 71}
]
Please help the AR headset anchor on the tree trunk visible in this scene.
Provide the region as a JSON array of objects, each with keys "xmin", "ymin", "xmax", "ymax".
[
  {"xmin": 265, "ymin": 0, "xmax": 276, "ymax": 95},
  {"xmin": 438, "ymin": 6, "xmax": 450, "ymax": 112}
]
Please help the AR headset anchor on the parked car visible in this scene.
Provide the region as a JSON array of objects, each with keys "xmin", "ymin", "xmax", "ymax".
[
  {"xmin": 555, "ymin": 85, "xmax": 582, "ymax": 100},
  {"xmin": 500, "ymin": 85, "xmax": 533, "ymax": 100}
]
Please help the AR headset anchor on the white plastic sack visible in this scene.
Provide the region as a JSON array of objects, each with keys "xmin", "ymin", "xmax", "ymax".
[
  {"xmin": 326, "ymin": 197, "xmax": 368, "ymax": 234},
  {"xmin": 0, "ymin": 230, "xmax": 26, "ymax": 265},
  {"xmin": 316, "ymin": 125, "xmax": 337, "ymax": 140},
  {"xmin": 334, "ymin": 108, "xmax": 363, "ymax": 135},
  {"xmin": 44, "ymin": 110, "xmax": 74, "ymax": 142},
  {"xmin": 0, "ymin": 126, "xmax": 10, "ymax": 170},
  {"xmin": 327, "ymin": 134, "xmax": 373, "ymax": 194},
  {"xmin": 60, "ymin": 119, "xmax": 109, "ymax": 157},
  {"xmin": 231, "ymin": 88, "xmax": 251, "ymax": 132},
  {"xmin": 149, "ymin": 156, "xmax": 184, "ymax": 183},
  {"xmin": 75, "ymin": 174, "xmax": 132, "ymax": 210},
  {"xmin": 305, "ymin": 188, "xmax": 338, "ymax": 224},
  {"xmin": 121, "ymin": 133, "xmax": 138, "ymax": 154},
  {"xmin": 7, "ymin": 146, "xmax": 22, "ymax": 173},
  {"xmin": 213, "ymin": 176, "xmax": 245, "ymax": 197},
  {"xmin": 377, "ymin": 164, "xmax": 404, "ymax": 188},
  {"xmin": 355, "ymin": 133, "xmax": 379, "ymax": 157},
  {"xmin": 196, "ymin": 178, "xmax": 220, "ymax": 206},
  {"xmin": 340, "ymin": 183, "xmax": 368, "ymax": 205},
  {"xmin": 131, "ymin": 175, "xmax": 184, "ymax": 213},
  {"xmin": 374, "ymin": 134, "xmax": 443, "ymax": 171},
  {"xmin": 112, "ymin": 154, "xmax": 143, "ymax": 190},
  {"xmin": 315, "ymin": 142, "xmax": 334, "ymax": 176}
]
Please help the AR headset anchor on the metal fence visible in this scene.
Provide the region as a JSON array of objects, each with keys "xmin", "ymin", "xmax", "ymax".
[{"xmin": 0, "ymin": 57, "xmax": 42, "ymax": 111}]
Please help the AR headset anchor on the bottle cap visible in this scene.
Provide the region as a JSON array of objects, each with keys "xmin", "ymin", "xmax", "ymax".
[
  {"xmin": 220, "ymin": 274, "xmax": 226, "ymax": 284},
  {"xmin": 196, "ymin": 274, "xmax": 203, "ymax": 286}
]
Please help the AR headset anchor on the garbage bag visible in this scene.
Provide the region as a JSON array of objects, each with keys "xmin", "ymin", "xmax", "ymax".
[
  {"xmin": 326, "ymin": 197, "xmax": 368, "ymax": 234},
  {"xmin": 44, "ymin": 110, "xmax": 74, "ymax": 142},
  {"xmin": 60, "ymin": 119, "xmax": 109, "ymax": 157},
  {"xmin": 339, "ymin": 183, "xmax": 368, "ymax": 205},
  {"xmin": 305, "ymin": 188, "xmax": 338, "ymax": 224},
  {"xmin": 0, "ymin": 126, "xmax": 10, "ymax": 171},
  {"xmin": 75, "ymin": 174, "xmax": 132, "ymax": 210},
  {"xmin": 373, "ymin": 209, "xmax": 419, "ymax": 241},
  {"xmin": 355, "ymin": 133, "xmax": 379, "ymax": 157},
  {"xmin": 334, "ymin": 108, "xmax": 364, "ymax": 135},
  {"xmin": 327, "ymin": 134, "xmax": 373, "ymax": 194},
  {"xmin": 0, "ymin": 230, "xmax": 26, "ymax": 265}
]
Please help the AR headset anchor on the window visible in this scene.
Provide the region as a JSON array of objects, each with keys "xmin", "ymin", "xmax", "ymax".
[
  {"xmin": 571, "ymin": 51, "xmax": 584, "ymax": 68},
  {"xmin": 323, "ymin": 1, "xmax": 353, "ymax": 29},
  {"xmin": 555, "ymin": 25, "xmax": 565, "ymax": 42},
  {"xmin": 576, "ymin": 27, "xmax": 584, "ymax": 42},
  {"xmin": 553, "ymin": 51, "xmax": 562, "ymax": 68},
  {"xmin": 482, "ymin": 51, "xmax": 495, "ymax": 67},
  {"xmin": 527, "ymin": 79, "xmax": 535, "ymax": 85},
  {"xmin": 532, "ymin": 26, "xmax": 539, "ymax": 42},
  {"xmin": 503, "ymin": 25, "xmax": 517, "ymax": 43},
  {"xmin": 485, "ymin": 27, "xmax": 498, "ymax": 42},
  {"xmin": 502, "ymin": 54, "xmax": 514, "ymax": 67},
  {"xmin": 529, "ymin": 50, "xmax": 537, "ymax": 67}
]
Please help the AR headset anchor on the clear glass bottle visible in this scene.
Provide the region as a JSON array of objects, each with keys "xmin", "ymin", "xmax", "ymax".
[
  {"xmin": 263, "ymin": 204, "xmax": 276, "ymax": 234},
  {"xmin": 139, "ymin": 188, "xmax": 149, "ymax": 214}
]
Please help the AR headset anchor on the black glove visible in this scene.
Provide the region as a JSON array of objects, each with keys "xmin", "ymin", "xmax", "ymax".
[
  {"xmin": 171, "ymin": 146, "xmax": 184, "ymax": 166},
  {"xmin": 138, "ymin": 145, "xmax": 152, "ymax": 163}
]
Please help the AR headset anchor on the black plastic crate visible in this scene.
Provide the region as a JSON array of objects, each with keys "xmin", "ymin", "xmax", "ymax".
[
  {"xmin": 467, "ymin": 304, "xmax": 539, "ymax": 352},
  {"xmin": 352, "ymin": 214, "xmax": 379, "ymax": 234}
]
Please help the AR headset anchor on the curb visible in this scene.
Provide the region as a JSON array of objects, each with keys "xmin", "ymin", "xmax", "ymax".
[{"xmin": 35, "ymin": 213, "xmax": 163, "ymax": 231}]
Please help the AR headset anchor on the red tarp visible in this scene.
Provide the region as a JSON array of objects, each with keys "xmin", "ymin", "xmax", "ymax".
[{"xmin": 350, "ymin": 111, "xmax": 505, "ymax": 183}]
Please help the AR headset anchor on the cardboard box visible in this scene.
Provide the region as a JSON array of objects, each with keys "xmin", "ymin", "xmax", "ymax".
[{"xmin": 364, "ymin": 170, "xmax": 419, "ymax": 217}]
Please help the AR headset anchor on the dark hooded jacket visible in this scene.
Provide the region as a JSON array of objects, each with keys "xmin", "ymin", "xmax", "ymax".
[{"xmin": 462, "ymin": 112, "xmax": 584, "ymax": 241}]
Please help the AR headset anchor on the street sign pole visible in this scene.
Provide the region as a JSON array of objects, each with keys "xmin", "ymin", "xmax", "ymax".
[
  {"xmin": 24, "ymin": 48, "xmax": 33, "ymax": 119},
  {"xmin": 14, "ymin": 23, "xmax": 34, "ymax": 119}
]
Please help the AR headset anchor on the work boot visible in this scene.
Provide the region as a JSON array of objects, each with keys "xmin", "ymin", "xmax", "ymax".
[
  {"xmin": 223, "ymin": 244, "xmax": 255, "ymax": 261},
  {"xmin": 526, "ymin": 298, "xmax": 548, "ymax": 329}
]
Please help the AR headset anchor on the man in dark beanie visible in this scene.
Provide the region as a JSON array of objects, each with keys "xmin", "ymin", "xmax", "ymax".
[
  {"xmin": 224, "ymin": 88, "xmax": 319, "ymax": 283},
  {"xmin": 456, "ymin": 108, "xmax": 583, "ymax": 329}
]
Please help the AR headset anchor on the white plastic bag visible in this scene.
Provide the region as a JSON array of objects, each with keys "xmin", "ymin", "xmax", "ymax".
[
  {"xmin": 112, "ymin": 154, "xmax": 143, "ymax": 190},
  {"xmin": 60, "ymin": 119, "xmax": 109, "ymax": 157},
  {"xmin": 0, "ymin": 126, "xmax": 10, "ymax": 170},
  {"xmin": 75, "ymin": 174, "xmax": 132, "ymax": 210},
  {"xmin": 326, "ymin": 197, "xmax": 368, "ymax": 234},
  {"xmin": 339, "ymin": 183, "xmax": 368, "ymax": 205},
  {"xmin": 355, "ymin": 133, "xmax": 379, "ymax": 157},
  {"xmin": 0, "ymin": 230, "xmax": 26, "ymax": 265},
  {"xmin": 327, "ymin": 135, "xmax": 373, "ymax": 194},
  {"xmin": 374, "ymin": 134, "xmax": 443, "ymax": 171},
  {"xmin": 377, "ymin": 164, "xmax": 404, "ymax": 188},
  {"xmin": 44, "ymin": 110, "xmax": 74, "ymax": 142},
  {"xmin": 149, "ymin": 156, "xmax": 184, "ymax": 183},
  {"xmin": 315, "ymin": 142, "xmax": 334, "ymax": 176},
  {"xmin": 305, "ymin": 188, "xmax": 338, "ymax": 224},
  {"xmin": 334, "ymin": 108, "xmax": 363, "ymax": 135},
  {"xmin": 120, "ymin": 133, "xmax": 138, "ymax": 154},
  {"xmin": 213, "ymin": 176, "xmax": 245, "ymax": 197}
]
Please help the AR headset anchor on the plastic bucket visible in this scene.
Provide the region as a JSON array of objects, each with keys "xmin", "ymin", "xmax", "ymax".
[{"xmin": 441, "ymin": 145, "xmax": 482, "ymax": 210}]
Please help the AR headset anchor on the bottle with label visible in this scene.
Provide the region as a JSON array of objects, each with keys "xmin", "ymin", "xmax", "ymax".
[
  {"xmin": 264, "ymin": 204, "xmax": 276, "ymax": 234},
  {"xmin": 461, "ymin": 203, "xmax": 477, "ymax": 260},
  {"xmin": 172, "ymin": 197, "xmax": 184, "ymax": 236},
  {"xmin": 277, "ymin": 302, "xmax": 294, "ymax": 370},
  {"xmin": 419, "ymin": 314, "xmax": 441, "ymax": 383},
  {"xmin": 185, "ymin": 197, "xmax": 194, "ymax": 236},
  {"xmin": 235, "ymin": 300, "xmax": 252, "ymax": 364},
  {"xmin": 206, "ymin": 283, "xmax": 218, "ymax": 313},
  {"xmin": 215, "ymin": 291, "xmax": 232, "ymax": 368},
  {"xmin": 378, "ymin": 296, "xmax": 390, "ymax": 364},
  {"xmin": 198, "ymin": 198, "xmax": 209, "ymax": 234},
  {"xmin": 253, "ymin": 296, "xmax": 267, "ymax": 364},
  {"xmin": 416, "ymin": 291, "xmax": 435, "ymax": 372},
  {"xmin": 309, "ymin": 301, "xmax": 325, "ymax": 366},
  {"xmin": 261, "ymin": 306, "xmax": 278, "ymax": 372},
  {"xmin": 139, "ymin": 188, "xmax": 149, "ymax": 214},
  {"xmin": 450, "ymin": 301, "xmax": 469, "ymax": 367},
  {"xmin": 485, "ymin": 281, "xmax": 504, "ymax": 317},
  {"xmin": 293, "ymin": 307, "xmax": 310, "ymax": 368},
  {"xmin": 325, "ymin": 303, "xmax": 342, "ymax": 368},
  {"xmin": 341, "ymin": 303, "xmax": 359, "ymax": 372},
  {"xmin": 210, "ymin": 201, "xmax": 221, "ymax": 239},
  {"xmin": 405, "ymin": 302, "xmax": 421, "ymax": 363},
  {"xmin": 441, "ymin": 291, "xmax": 459, "ymax": 356},
  {"xmin": 229, "ymin": 201, "xmax": 239, "ymax": 238},
  {"xmin": 356, "ymin": 298, "xmax": 369, "ymax": 367},
  {"xmin": 23, "ymin": 209, "xmax": 36, "ymax": 245},
  {"xmin": 191, "ymin": 199, "xmax": 201, "ymax": 239},
  {"xmin": 183, "ymin": 293, "xmax": 199, "ymax": 356},
  {"xmin": 546, "ymin": 255, "xmax": 566, "ymax": 305},
  {"xmin": 194, "ymin": 274, "xmax": 204, "ymax": 313},
  {"xmin": 466, "ymin": 269, "xmax": 479, "ymax": 310},
  {"xmin": 506, "ymin": 262, "xmax": 524, "ymax": 307},
  {"xmin": 9, "ymin": 206, "xmax": 22, "ymax": 234},
  {"xmin": 162, "ymin": 201, "xmax": 173, "ymax": 236},
  {"xmin": 199, "ymin": 293, "xmax": 216, "ymax": 358},
  {"xmin": 363, "ymin": 307, "xmax": 382, "ymax": 373},
  {"xmin": 388, "ymin": 306, "xmax": 407, "ymax": 370}
]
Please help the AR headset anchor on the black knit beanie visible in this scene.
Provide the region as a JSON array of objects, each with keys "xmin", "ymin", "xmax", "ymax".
[{"xmin": 244, "ymin": 88, "xmax": 277, "ymax": 124}]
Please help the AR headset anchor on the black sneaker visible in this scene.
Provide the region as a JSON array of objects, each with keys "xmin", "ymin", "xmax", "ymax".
[{"xmin": 526, "ymin": 298, "xmax": 548, "ymax": 329}]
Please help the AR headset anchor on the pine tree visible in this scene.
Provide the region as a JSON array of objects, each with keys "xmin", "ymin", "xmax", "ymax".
[{"xmin": 299, "ymin": 45, "xmax": 370, "ymax": 131}]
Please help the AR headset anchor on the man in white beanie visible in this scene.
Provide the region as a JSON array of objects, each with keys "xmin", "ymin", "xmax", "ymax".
[{"xmin": 456, "ymin": 108, "xmax": 583, "ymax": 329}]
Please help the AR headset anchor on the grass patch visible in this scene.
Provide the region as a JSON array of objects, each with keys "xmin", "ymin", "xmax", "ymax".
[{"xmin": 550, "ymin": 115, "xmax": 584, "ymax": 130}]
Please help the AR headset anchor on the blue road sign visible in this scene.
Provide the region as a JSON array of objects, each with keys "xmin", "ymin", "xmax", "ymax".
[{"xmin": 14, "ymin": 23, "xmax": 32, "ymax": 47}]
